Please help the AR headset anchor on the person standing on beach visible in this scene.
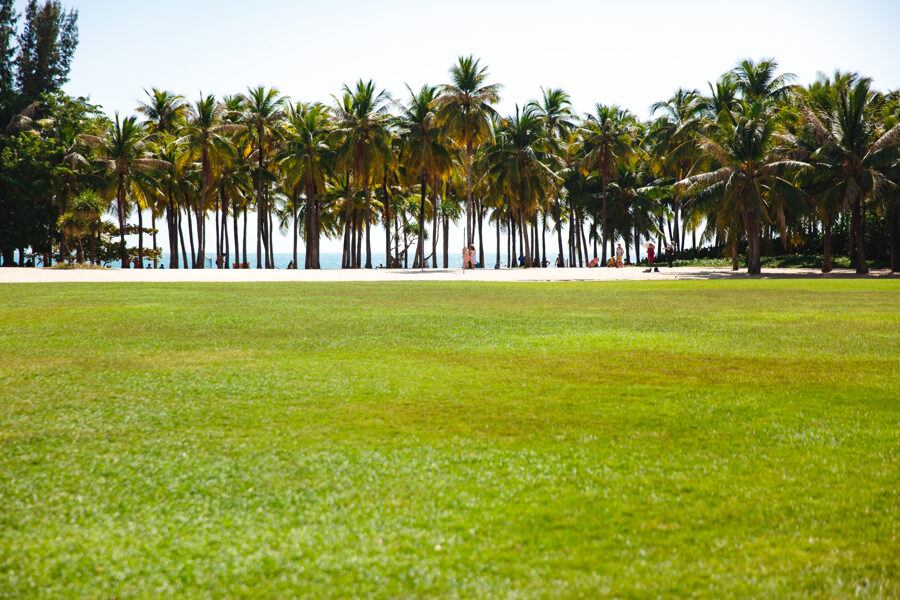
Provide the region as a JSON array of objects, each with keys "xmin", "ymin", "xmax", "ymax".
[
  {"xmin": 615, "ymin": 243, "xmax": 624, "ymax": 267},
  {"xmin": 462, "ymin": 246, "xmax": 470, "ymax": 269},
  {"xmin": 665, "ymin": 242, "xmax": 675, "ymax": 268}
]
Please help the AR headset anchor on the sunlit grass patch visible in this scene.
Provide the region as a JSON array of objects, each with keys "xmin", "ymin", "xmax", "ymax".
[{"xmin": 0, "ymin": 280, "xmax": 898, "ymax": 598}]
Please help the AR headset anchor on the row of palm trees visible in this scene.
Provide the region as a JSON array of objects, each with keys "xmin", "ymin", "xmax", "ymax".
[{"xmin": 62, "ymin": 56, "xmax": 899, "ymax": 273}]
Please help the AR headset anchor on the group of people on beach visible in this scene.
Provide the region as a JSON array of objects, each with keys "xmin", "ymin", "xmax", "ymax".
[{"xmin": 462, "ymin": 245, "xmax": 481, "ymax": 269}]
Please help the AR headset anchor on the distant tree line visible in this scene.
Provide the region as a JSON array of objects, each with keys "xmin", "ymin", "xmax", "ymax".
[{"xmin": 0, "ymin": 4, "xmax": 897, "ymax": 272}]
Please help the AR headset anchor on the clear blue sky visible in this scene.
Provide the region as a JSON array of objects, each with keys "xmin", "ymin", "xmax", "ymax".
[{"xmin": 18, "ymin": 0, "xmax": 900, "ymax": 255}]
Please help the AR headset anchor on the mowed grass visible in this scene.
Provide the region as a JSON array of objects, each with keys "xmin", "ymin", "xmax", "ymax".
[{"xmin": 0, "ymin": 280, "xmax": 898, "ymax": 599}]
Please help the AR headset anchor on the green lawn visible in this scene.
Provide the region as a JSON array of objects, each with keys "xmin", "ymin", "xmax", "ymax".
[{"xmin": 1, "ymin": 281, "xmax": 898, "ymax": 599}]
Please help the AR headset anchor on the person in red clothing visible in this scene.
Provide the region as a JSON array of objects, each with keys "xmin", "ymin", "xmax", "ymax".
[{"xmin": 646, "ymin": 243, "xmax": 655, "ymax": 266}]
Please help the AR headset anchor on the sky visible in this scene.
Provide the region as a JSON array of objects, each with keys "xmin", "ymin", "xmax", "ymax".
[{"xmin": 24, "ymin": 0, "xmax": 900, "ymax": 257}]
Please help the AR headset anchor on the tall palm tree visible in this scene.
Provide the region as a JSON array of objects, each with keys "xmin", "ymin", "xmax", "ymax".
[
  {"xmin": 92, "ymin": 114, "xmax": 168, "ymax": 268},
  {"xmin": 138, "ymin": 89, "xmax": 186, "ymax": 268},
  {"xmin": 280, "ymin": 102, "xmax": 332, "ymax": 269},
  {"xmin": 799, "ymin": 74, "xmax": 900, "ymax": 273},
  {"xmin": 399, "ymin": 84, "xmax": 452, "ymax": 269},
  {"xmin": 678, "ymin": 101, "xmax": 808, "ymax": 274},
  {"xmin": 729, "ymin": 58, "xmax": 796, "ymax": 103},
  {"xmin": 333, "ymin": 79, "xmax": 392, "ymax": 269},
  {"xmin": 529, "ymin": 87, "xmax": 574, "ymax": 264},
  {"xmin": 579, "ymin": 104, "xmax": 635, "ymax": 262},
  {"xmin": 649, "ymin": 88, "xmax": 704, "ymax": 254},
  {"xmin": 178, "ymin": 94, "xmax": 235, "ymax": 268},
  {"xmin": 482, "ymin": 104, "xmax": 560, "ymax": 267},
  {"xmin": 435, "ymin": 55, "xmax": 501, "ymax": 246},
  {"xmin": 137, "ymin": 88, "xmax": 186, "ymax": 139},
  {"xmin": 241, "ymin": 86, "xmax": 283, "ymax": 268}
]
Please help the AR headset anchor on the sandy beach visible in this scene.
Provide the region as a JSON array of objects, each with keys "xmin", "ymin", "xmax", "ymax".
[{"xmin": 1, "ymin": 266, "xmax": 895, "ymax": 283}]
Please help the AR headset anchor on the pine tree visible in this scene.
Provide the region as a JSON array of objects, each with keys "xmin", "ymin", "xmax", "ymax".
[
  {"xmin": 15, "ymin": 0, "xmax": 78, "ymax": 101},
  {"xmin": 0, "ymin": 0, "xmax": 16, "ymax": 93}
]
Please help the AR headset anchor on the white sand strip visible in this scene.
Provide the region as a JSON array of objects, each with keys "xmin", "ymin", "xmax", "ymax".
[{"xmin": 0, "ymin": 266, "xmax": 895, "ymax": 283}]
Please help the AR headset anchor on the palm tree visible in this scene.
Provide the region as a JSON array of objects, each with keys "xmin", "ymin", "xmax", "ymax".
[
  {"xmin": 729, "ymin": 58, "xmax": 796, "ymax": 103},
  {"xmin": 241, "ymin": 86, "xmax": 283, "ymax": 268},
  {"xmin": 529, "ymin": 87, "xmax": 575, "ymax": 264},
  {"xmin": 435, "ymin": 55, "xmax": 501, "ymax": 246},
  {"xmin": 399, "ymin": 84, "xmax": 452, "ymax": 269},
  {"xmin": 799, "ymin": 74, "xmax": 900, "ymax": 273},
  {"xmin": 678, "ymin": 101, "xmax": 808, "ymax": 274},
  {"xmin": 333, "ymin": 79, "xmax": 392, "ymax": 269},
  {"xmin": 137, "ymin": 88, "xmax": 186, "ymax": 139},
  {"xmin": 64, "ymin": 189, "xmax": 105, "ymax": 263},
  {"xmin": 138, "ymin": 89, "xmax": 186, "ymax": 268},
  {"xmin": 280, "ymin": 102, "xmax": 332, "ymax": 269},
  {"xmin": 579, "ymin": 104, "xmax": 635, "ymax": 263},
  {"xmin": 178, "ymin": 94, "xmax": 235, "ymax": 268},
  {"xmin": 649, "ymin": 88, "xmax": 704, "ymax": 255},
  {"xmin": 482, "ymin": 104, "xmax": 560, "ymax": 267},
  {"xmin": 92, "ymin": 114, "xmax": 168, "ymax": 268}
]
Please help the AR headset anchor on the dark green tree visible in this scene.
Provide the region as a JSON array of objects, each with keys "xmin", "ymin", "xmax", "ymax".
[{"xmin": 15, "ymin": 0, "xmax": 78, "ymax": 102}]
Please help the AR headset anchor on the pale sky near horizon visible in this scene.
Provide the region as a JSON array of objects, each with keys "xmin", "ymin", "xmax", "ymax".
[{"xmin": 20, "ymin": 0, "xmax": 900, "ymax": 257}]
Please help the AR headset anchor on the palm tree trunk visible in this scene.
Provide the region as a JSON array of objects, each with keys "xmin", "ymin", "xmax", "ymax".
[
  {"xmin": 541, "ymin": 211, "xmax": 547, "ymax": 268},
  {"xmin": 742, "ymin": 209, "xmax": 762, "ymax": 275},
  {"xmin": 431, "ymin": 182, "xmax": 439, "ymax": 269},
  {"xmin": 167, "ymin": 197, "xmax": 179, "ymax": 269},
  {"xmin": 351, "ymin": 212, "xmax": 357, "ymax": 268},
  {"xmin": 137, "ymin": 207, "xmax": 144, "ymax": 268},
  {"xmin": 215, "ymin": 194, "xmax": 220, "ymax": 267},
  {"xmin": 507, "ymin": 216, "xmax": 512, "ymax": 267},
  {"xmin": 477, "ymin": 199, "xmax": 485, "ymax": 267},
  {"xmin": 580, "ymin": 215, "xmax": 590, "ymax": 265},
  {"xmin": 242, "ymin": 204, "xmax": 248, "ymax": 268},
  {"xmin": 186, "ymin": 206, "xmax": 196, "ymax": 268},
  {"xmin": 256, "ymin": 202, "xmax": 262, "ymax": 269},
  {"xmin": 195, "ymin": 207, "xmax": 205, "ymax": 269},
  {"xmin": 555, "ymin": 200, "xmax": 564, "ymax": 266},
  {"xmin": 306, "ymin": 183, "xmax": 320, "ymax": 269},
  {"xmin": 465, "ymin": 142, "xmax": 473, "ymax": 245},
  {"xmin": 600, "ymin": 176, "xmax": 608, "ymax": 263},
  {"xmin": 342, "ymin": 215, "xmax": 350, "ymax": 268},
  {"xmin": 442, "ymin": 213, "xmax": 449, "ymax": 268},
  {"xmin": 221, "ymin": 190, "xmax": 229, "ymax": 269},
  {"xmin": 417, "ymin": 175, "xmax": 426, "ymax": 268},
  {"xmin": 356, "ymin": 213, "xmax": 363, "ymax": 268},
  {"xmin": 731, "ymin": 232, "xmax": 739, "ymax": 271},
  {"xmin": 516, "ymin": 214, "xmax": 522, "ymax": 263},
  {"xmin": 382, "ymin": 175, "xmax": 391, "ymax": 269},
  {"xmin": 520, "ymin": 208, "xmax": 531, "ymax": 267},
  {"xmin": 178, "ymin": 212, "xmax": 188, "ymax": 269},
  {"xmin": 634, "ymin": 215, "xmax": 641, "ymax": 264},
  {"xmin": 852, "ymin": 196, "xmax": 868, "ymax": 274},
  {"xmin": 822, "ymin": 214, "xmax": 833, "ymax": 273},
  {"xmin": 496, "ymin": 214, "xmax": 501, "ymax": 268},
  {"xmin": 232, "ymin": 201, "xmax": 239, "ymax": 268},
  {"xmin": 151, "ymin": 212, "xmax": 158, "ymax": 268},
  {"xmin": 292, "ymin": 188, "xmax": 299, "ymax": 269},
  {"xmin": 364, "ymin": 175, "xmax": 372, "ymax": 269},
  {"xmin": 890, "ymin": 199, "xmax": 898, "ymax": 273}
]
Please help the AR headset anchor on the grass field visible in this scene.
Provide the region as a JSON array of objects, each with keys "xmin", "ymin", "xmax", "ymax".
[{"xmin": 1, "ymin": 280, "xmax": 898, "ymax": 598}]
